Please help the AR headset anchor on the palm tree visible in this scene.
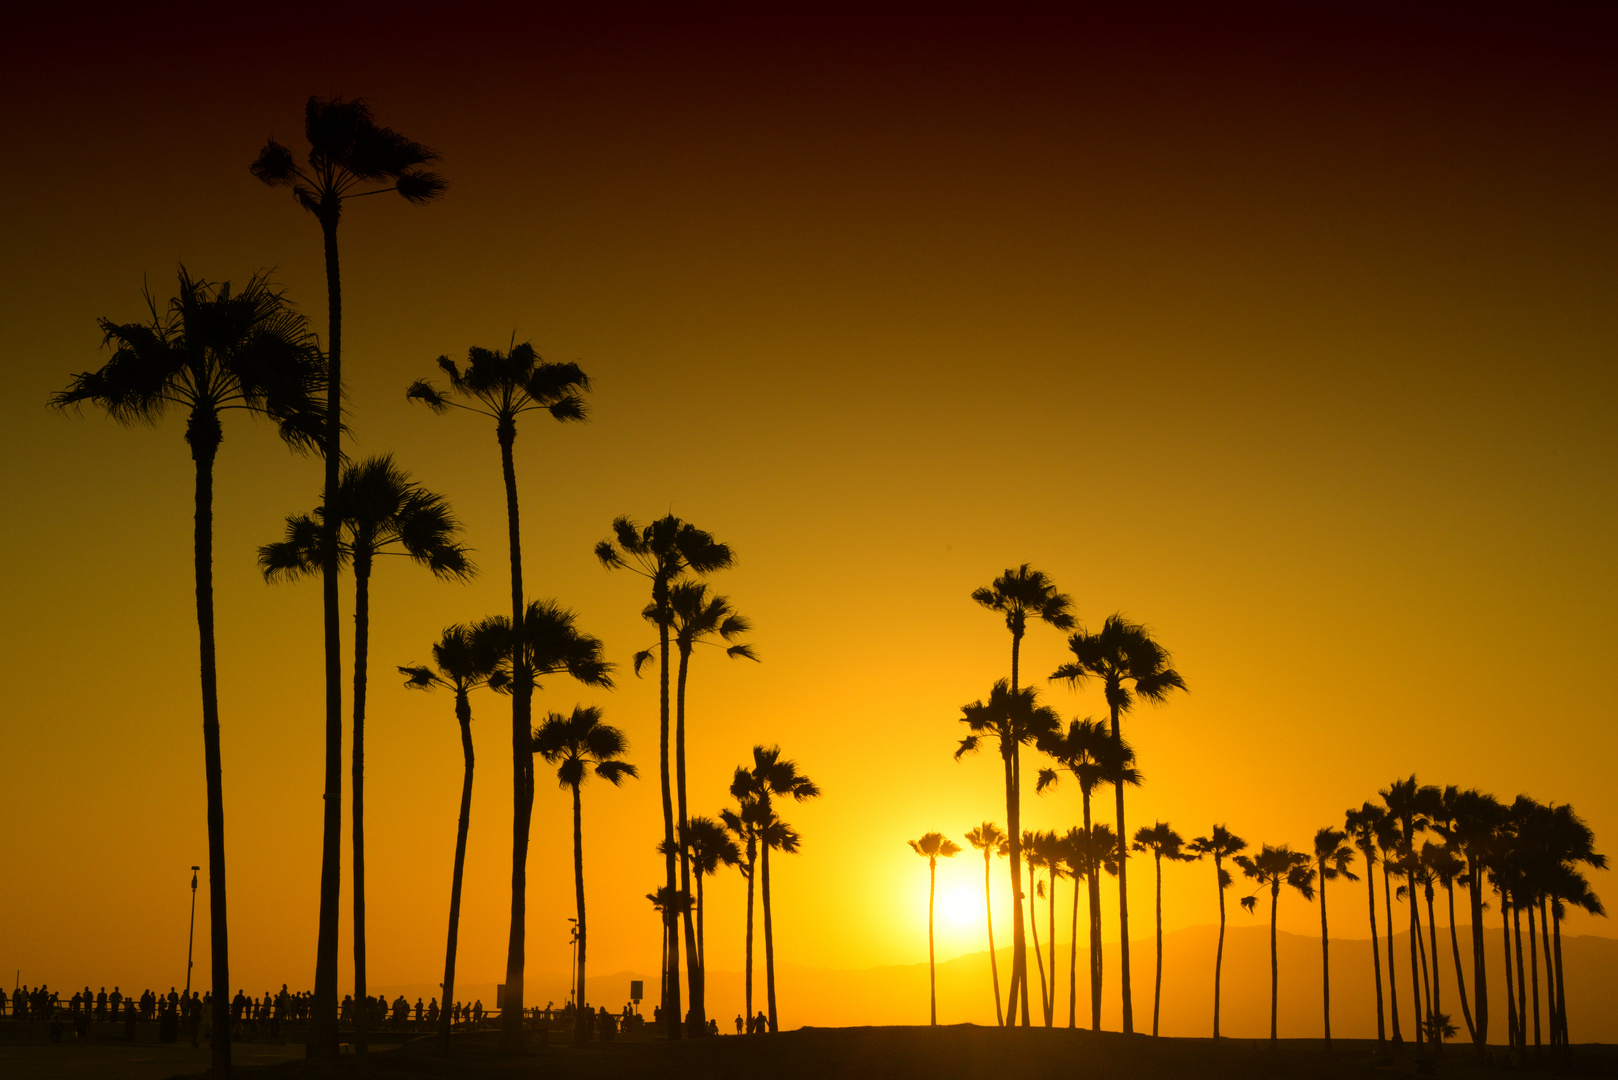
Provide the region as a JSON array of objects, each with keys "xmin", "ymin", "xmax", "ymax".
[
  {"xmin": 1435, "ymin": 788, "xmax": 1501, "ymax": 1053},
  {"xmin": 1235, "ymin": 844, "xmax": 1316, "ymax": 1044},
  {"xmin": 1420, "ymin": 839, "xmax": 1473, "ymax": 1047},
  {"xmin": 1187, "ymin": 824, "xmax": 1247, "ymax": 1039},
  {"xmin": 407, "ymin": 342, "xmax": 591, "ymax": 1048},
  {"xmin": 665, "ymin": 817, "xmax": 743, "ymax": 983},
  {"xmin": 252, "ymin": 100, "xmax": 443, "ymax": 1057},
  {"xmin": 1344, "ymin": 803, "xmax": 1390, "ymax": 1047},
  {"xmin": 732, "ymin": 745, "xmax": 819, "ymax": 1032},
  {"xmin": 1055, "ymin": 828, "xmax": 1088, "ymax": 1029},
  {"xmin": 964, "ymin": 822, "xmax": 1008, "ymax": 1026},
  {"xmin": 1050, "ymin": 614, "xmax": 1185, "ymax": 1034},
  {"xmin": 1035, "ymin": 830, "xmax": 1071, "ymax": 1028},
  {"xmin": 1312, "ymin": 827, "xmax": 1358, "ymax": 1047},
  {"xmin": 721, "ymin": 783, "xmax": 766, "ymax": 1028},
  {"xmin": 1035, "ymin": 717, "xmax": 1139, "ymax": 1030},
  {"xmin": 1133, "ymin": 822, "xmax": 1195, "ymax": 1037},
  {"xmin": 646, "ymin": 885, "xmax": 694, "ymax": 1024},
  {"xmin": 53, "ymin": 268, "xmax": 326, "ymax": 1076},
  {"xmin": 534, "ymin": 705, "xmax": 638, "ymax": 1043},
  {"xmin": 1372, "ymin": 804, "xmax": 1408, "ymax": 1046},
  {"xmin": 954, "ymin": 679, "xmax": 1061, "ymax": 1028},
  {"xmin": 972, "ymin": 565, "xmax": 1072, "ymax": 1023},
  {"xmin": 1064, "ymin": 824, "xmax": 1122, "ymax": 1027},
  {"xmin": 596, "ymin": 516, "xmax": 734, "ymax": 1037},
  {"xmin": 1381, "ymin": 776, "xmax": 1437, "ymax": 1045},
  {"xmin": 909, "ymin": 832, "xmax": 963, "ymax": 1025},
  {"xmin": 1021, "ymin": 830, "xmax": 1053, "ymax": 1026},
  {"xmin": 399, "ymin": 622, "xmax": 506, "ymax": 1051},
  {"xmin": 260, "ymin": 456, "xmax": 471, "ymax": 1053}
]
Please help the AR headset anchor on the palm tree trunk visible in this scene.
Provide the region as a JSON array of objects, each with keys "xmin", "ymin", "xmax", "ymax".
[
  {"xmin": 674, "ymin": 645, "xmax": 702, "ymax": 1034},
  {"xmin": 1414, "ymin": 895, "xmax": 1432, "ymax": 1037},
  {"xmin": 352, "ymin": 561, "xmax": 371, "ymax": 1055},
  {"xmin": 191, "ymin": 437, "xmax": 233, "ymax": 1078},
  {"xmin": 1068, "ymin": 865, "xmax": 1080, "ymax": 1029},
  {"xmin": 1028, "ymin": 862, "xmax": 1049, "ymax": 1023},
  {"xmin": 1003, "ymin": 747, "xmax": 1029, "ymax": 1027},
  {"xmin": 1213, "ymin": 857, "xmax": 1225, "ymax": 1039},
  {"xmin": 1408, "ymin": 870, "xmax": 1425, "ymax": 1045},
  {"xmin": 928, "ymin": 858, "xmax": 937, "ymax": 1026},
  {"xmin": 697, "ymin": 867, "xmax": 707, "ymax": 988},
  {"xmin": 1109, "ymin": 702, "xmax": 1135, "ymax": 1034},
  {"xmin": 985, "ymin": 850, "xmax": 1003, "ymax": 1027},
  {"xmin": 439, "ymin": 693, "xmax": 475, "ymax": 1053},
  {"xmin": 572, "ymin": 782, "xmax": 588, "ymax": 1044},
  {"xmin": 1383, "ymin": 863, "xmax": 1403, "ymax": 1045},
  {"xmin": 1512, "ymin": 904, "xmax": 1527, "ymax": 1052},
  {"xmin": 1467, "ymin": 860, "xmax": 1488, "ymax": 1052},
  {"xmin": 1084, "ymin": 795, "xmax": 1101, "ymax": 1032},
  {"xmin": 1365, "ymin": 855, "xmax": 1386, "ymax": 1046},
  {"xmin": 656, "ymin": 587, "xmax": 680, "ymax": 1039},
  {"xmin": 1502, "ymin": 899, "xmax": 1517, "ymax": 1050},
  {"xmin": 1537, "ymin": 898, "xmax": 1554, "ymax": 1047},
  {"xmin": 1046, "ymin": 866, "xmax": 1056, "ymax": 1028},
  {"xmin": 744, "ymin": 849, "xmax": 756, "ymax": 1027},
  {"xmin": 1444, "ymin": 882, "xmax": 1475, "ymax": 1042},
  {"xmin": 1551, "ymin": 906, "xmax": 1568, "ymax": 1052},
  {"xmin": 309, "ymin": 208, "xmax": 344, "ymax": 1063},
  {"xmin": 1153, "ymin": 850, "xmax": 1164, "ymax": 1037},
  {"xmin": 1526, "ymin": 898, "xmax": 1541, "ymax": 1052},
  {"xmin": 1320, "ymin": 865, "xmax": 1331, "ymax": 1046},
  {"xmin": 762, "ymin": 841, "xmax": 777, "ymax": 1032},
  {"xmin": 1424, "ymin": 886, "xmax": 1441, "ymax": 1054},
  {"xmin": 498, "ymin": 427, "xmax": 533, "ymax": 1052},
  {"xmin": 1269, "ymin": 885, "xmax": 1279, "ymax": 1044}
]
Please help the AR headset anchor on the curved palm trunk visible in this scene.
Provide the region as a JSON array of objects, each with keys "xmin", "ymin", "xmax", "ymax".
[
  {"xmin": 498, "ymin": 426, "xmax": 534, "ymax": 1052},
  {"xmin": 1320, "ymin": 866, "xmax": 1332, "ymax": 1046},
  {"xmin": 1538, "ymin": 898, "xmax": 1557, "ymax": 1048},
  {"xmin": 1502, "ymin": 899, "xmax": 1518, "ymax": 1049},
  {"xmin": 1152, "ymin": 850, "xmax": 1164, "ymax": 1037},
  {"xmin": 352, "ymin": 560, "xmax": 372, "ymax": 1055},
  {"xmin": 1027, "ymin": 862, "xmax": 1049, "ymax": 1023},
  {"xmin": 1467, "ymin": 862, "xmax": 1488, "ymax": 1052},
  {"xmin": 1109, "ymin": 701, "xmax": 1134, "ymax": 1034},
  {"xmin": 696, "ymin": 866, "xmax": 708, "ymax": 980},
  {"xmin": 928, "ymin": 857, "xmax": 938, "ymax": 1026},
  {"xmin": 571, "ymin": 781, "xmax": 589, "ymax": 1044},
  {"xmin": 192, "ymin": 436, "xmax": 233, "ymax": 1077},
  {"xmin": 762, "ymin": 841, "xmax": 778, "ymax": 1031},
  {"xmin": 439, "ymin": 692, "xmax": 475, "ymax": 1053},
  {"xmin": 655, "ymin": 596, "xmax": 681, "ymax": 1040},
  {"xmin": 1068, "ymin": 866, "xmax": 1080, "ymax": 1028},
  {"xmin": 1444, "ymin": 883, "xmax": 1474, "ymax": 1042},
  {"xmin": 1512, "ymin": 904, "xmax": 1527, "ymax": 1051},
  {"xmin": 1551, "ymin": 907, "xmax": 1568, "ymax": 1051},
  {"xmin": 674, "ymin": 646, "xmax": 703, "ymax": 1034},
  {"xmin": 1365, "ymin": 855, "xmax": 1386, "ymax": 1045},
  {"xmin": 1084, "ymin": 796, "xmax": 1102, "ymax": 1032},
  {"xmin": 1414, "ymin": 896, "xmax": 1432, "ymax": 1037},
  {"xmin": 1382, "ymin": 862, "xmax": 1403, "ymax": 1045},
  {"xmin": 1212, "ymin": 855, "xmax": 1226, "ymax": 1039},
  {"xmin": 1526, "ymin": 899, "xmax": 1541, "ymax": 1052},
  {"xmin": 1408, "ymin": 869, "xmax": 1425, "ymax": 1045},
  {"xmin": 744, "ymin": 847, "xmax": 756, "ymax": 1027},
  {"xmin": 1423, "ymin": 886, "xmax": 1441, "ymax": 1053},
  {"xmin": 309, "ymin": 207, "xmax": 344, "ymax": 1063},
  {"xmin": 1268, "ymin": 884, "xmax": 1279, "ymax": 1044},
  {"xmin": 1007, "ymin": 633, "xmax": 1030, "ymax": 1027},
  {"xmin": 984, "ymin": 850, "xmax": 1003, "ymax": 1026},
  {"xmin": 1047, "ymin": 869, "xmax": 1057, "ymax": 1027}
]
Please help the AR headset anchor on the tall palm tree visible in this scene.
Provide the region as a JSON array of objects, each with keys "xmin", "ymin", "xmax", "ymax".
[
  {"xmin": 1133, "ymin": 822, "xmax": 1195, "ymax": 1038},
  {"xmin": 1312, "ymin": 827, "xmax": 1358, "ymax": 1048},
  {"xmin": 1235, "ymin": 844, "xmax": 1316, "ymax": 1045},
  {"xmin": 1420, "ymin": 839, "xmax": 1473, "ymax": 1046},
  {"xmin": 964, "ymin": 822, "xmax": 1008, "ymax": 1026},
  {"xmin": 407, "ymin": 343, "xmax": 591, "ymax": 1047},
  {"xmin": 252, "ymin": 100, "xmax": 443, "ymax": 1057},
  {"xmin": 954, "ymin": 680, "xmax": 1061, "ymax": 1028},
  {"xmin": 1021, "ymin": 830, "xmax": 1054, "ymax": 1026},
  {"xmin": 399, "ymin": 621, "xmax": 506, "ymax": 1051},
  {"xmin": 1372, "ymin": 804, "xmax": 1408, "ymax": 1045},
  {"xmin": 53, "ymin": 268, "xmax": 326, "ymax": 1077},
  {"xmin": 1344, "ymin": 803, "xmax": 1390, "ymax": 1047},
  {"xmin": 1055, "ymin": 828, "xmax": 1088, "ymax": 1029},
  {"xmin": 909, "ymin": 832, "xmax": 962, "ymax": 1025},
  {"xmin": 1051, "ymin": 615, "xmax": 1185, "ymax": 1034},
  {"xmin": 1035, "ymin": 830, "xmax": 1072, "ymax": 1029},
  {"xmin": 972, "ymin": 564, "xmax": 1072, "ymax": 1023},
  {"xmin": 665, "ymin": 817, "xmax": 742, "ymax": 983},
  {"xmin": 1064, "ymin": 823, "xmax": 1121, "ymax": 1029},
  {"xmin": 732, "ymin": 745, "xmax": 819, "ymax": 1033},
  {"xmin": 646, "ymin": 884, "xmax": 694, "ymax": 1025},
  {"xmin": 259, "ymin": 456, "xmax": 471, "ymax": 1053},
  {"xmin": 1035, "ymin": 716, "xmax": 1139, "ymax": 1030},
  {"xmin": 1435, "ymin": 788, "xmax": 1501, "ymax": 1053},
  {"xmin": 1188, "ymin": 824, "xmax": 1247, "ymax": 1039},
  {"xmin": 534, "ymin": 705, "xmax": 638, "ymax": 1043},
  {"xmin": 596, "ymin": 516, "xmax": 734, "ymax": 1037},
  {"xmin": 721, "ymin": 782, "xmax": 766, "ymax": 1027},
  {"xmin": 1381, "ymin": 776, "xmax": 1437, "ymax": 1046}
]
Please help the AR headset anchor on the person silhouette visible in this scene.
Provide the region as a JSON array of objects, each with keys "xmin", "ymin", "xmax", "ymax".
[
  {"xmin": 755, "ymin": 1010, "xmax": 767, "ymax": 1034},
  {"xmin": 735, "ymin": 1013, "xmax": 743, "ymax": 1034}
]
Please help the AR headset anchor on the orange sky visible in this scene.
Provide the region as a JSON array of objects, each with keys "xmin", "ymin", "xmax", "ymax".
[{"xmin": 2, "ymin": 3, "xmax": 1614, "ymax": 1032}]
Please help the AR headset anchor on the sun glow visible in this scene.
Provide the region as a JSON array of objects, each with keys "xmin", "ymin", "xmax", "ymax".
[{"xmin": 935, "ymin": 883, "xmax": 982, "ymax": 929}]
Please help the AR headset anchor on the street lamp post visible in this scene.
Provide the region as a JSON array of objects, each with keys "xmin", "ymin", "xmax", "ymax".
[{"xmin": 184, "ymin": 867, "xmax": 200, "ymax": 997}]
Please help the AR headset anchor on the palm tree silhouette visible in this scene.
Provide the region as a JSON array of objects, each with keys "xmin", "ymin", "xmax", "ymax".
[
  {"xmin": 259, "ymin": 455, "xmax": 471, "ymax": 1053},
  {"xmin": 1537, "ymin": 803, "xmax": 1604, "ymax": 1053},
  {"xmin": 1054, "ymin": 828, "xmax": 1088, "ymax": 1029},
  {"xmin": 1433, "ymin": 788, "xmax": 1501, "ymax": 1053},
  {"xmin": 1344, "ymin": 803, "xmax": 1391, "ymax": 1047},
  {"xmin": 1021, "ymin": 830, "xmax": 1054, "ymax": 1026},
  {"xmin": 1132, "ymin": 822, "xmax": 1196, "ymax": 1037},
  {"xmin": 971, "ymin": 565, "xmax": 1073, "ymax": 1026},
  {"xmin": 954, "ymin": 679, "xmax": 1061, "ymax": 1028},
  {"xmin": 1051, "ymin": 614, "xmax": 1185, "ymax": 1035},
  {"xmin": 964, "ymin": 822, "xmax": 1008, "ymax": 1026},
  {"xmin": 1235, "ymin": 844, "xmax": 1315, "ymax": 1045},
  {"xmin": 1381, "ymin": 776, "xmax": 1438, "ymax": 1046},
  {"xmin": 53, "ymin": 268, "xmax": 325, "ymax": 1076},
  {"xmin": 646, "ymin": 884, "xmax": 695, "ymax": 1023},
  {"xmin": 909, "ymin": 832, "xmax": 962, "ymax": 1025},
  {"xmin": 720, "ymin": 785, "xmax": 765, "ymax": 1028},
  {"xmin": 407, "ymin": 342, "xmax": 591, "ymax": 1046},
  {"xmin": 1035, "ymin": 717, "xmax": 1139, "ymax": 1030},
  {"xmin": 1311, "ymin": 826, "xmax": 1358, "ymax": 1048},
  {"xmin": 662, "ymin": 817, "xmax": 742, "ymax": 987},
  {"xmin": 596, "ymin": 516, "xmax": 734, "ymax": 1036},
  {"xmin": 1372, "ymin": 804, "xmax": 1408, "ymax": 1045},
  {"xmin": 1064, "ymin": 823, "xmax": 1121, "ymax": 1028},
  {"xmin": 534, "ymin": 705, "xmax": 638, "ymax": 1043},
  {"xmin": 731, "ymin": 745, "xmax": 819, "ymax": 1032},
  {"xmin": 399, "ymin": 621, "xmax": 506, "ymax": 1051},
  {"xmin": 252, "ymin": 99, "xmax": 444, "ymax": 1057},
  {"xmin": 1187, "ymin": 824, "xmax": 1247, "ymax": 1039},
  {"xmin": 1418, "ymin": 839, "xmax": 1470, "ymax": 1050}
]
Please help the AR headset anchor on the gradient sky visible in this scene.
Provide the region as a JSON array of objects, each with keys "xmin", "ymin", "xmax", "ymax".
[{"xmin": 2, "ymin": 3, "xmax": 1613, "ymax": 1030}]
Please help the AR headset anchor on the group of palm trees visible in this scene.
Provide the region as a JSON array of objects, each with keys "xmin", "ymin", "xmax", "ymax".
[{"xmin": 50, "ymin": 95, "xmax": 816, "ymax": 1075}]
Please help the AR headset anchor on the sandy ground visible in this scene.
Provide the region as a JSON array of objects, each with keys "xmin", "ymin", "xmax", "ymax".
[{"xmin": 2, "ymin": 1027, "xmax": 1614, "ymax": 1080}]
